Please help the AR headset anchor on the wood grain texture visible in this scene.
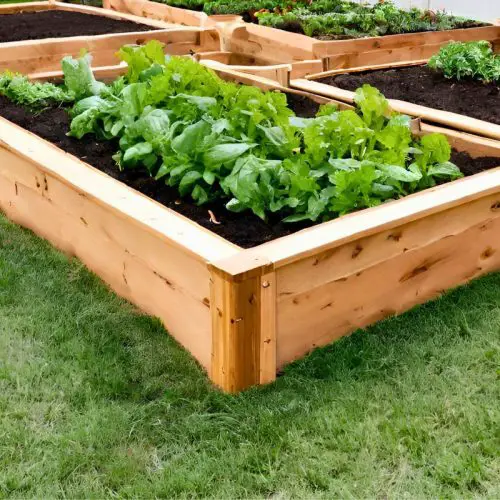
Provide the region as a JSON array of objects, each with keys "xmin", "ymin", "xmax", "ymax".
[
  {"xmin": 312, "ymin": 25, "xmax": 500, "ymax": 59},
  {"xmin": 106, "ymin": 0, "xmax": 209, "ymax": 27},
  {"xmin": 0, "ymin": 148, "xmax": 214, "ymax": 368},
  {"xmin": 276, "ymin": 207, "xmax": 500, "ymax": 367},
  {"xmin": 225, "ymin": 24, "xmax": 316, "ymax": 63},
  {"xmin": 209, "ymin": 265, "xmax": 277, "ymax": 392},
  {"xmin": 195, "ymin": 55, "xmax": 291, "ymax": 85},
  {"xmin": 195, "ymin": 51, "xmax": 323, "ymax": 83}
]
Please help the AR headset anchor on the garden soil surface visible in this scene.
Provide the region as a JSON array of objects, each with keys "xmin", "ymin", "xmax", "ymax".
[
  {"xmin": 0, "ymin": 10, "xmax": 158, "ymax": 43},
  {"xmin": 0, "ymin": 95, "xmax": 499, "ymax": 247},
  {"xmin": 319, "ymin": 65, "xmax": 500, "ymax": 125}
]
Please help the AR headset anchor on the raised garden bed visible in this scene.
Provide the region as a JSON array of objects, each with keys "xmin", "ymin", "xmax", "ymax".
[
  {"xmin": 107, "ymin": 0, "xmax": 488, "ymax": 39},
  {"xmin": 104, "ymin": 0, "xmax": 497, "ymax": 71},
  {"xmin": 1, "ymin": 56, "xmax": 500, "ymax": 392},
  {"xmin": 0, "ymin": 7, "xmax": 161, "ymax": 44},
  {"xmin": 291, "ymin": 44, "xmax": 500, "ymax": 140},
  {"xmin": 0, "ymin": 0, "xmax": 174, "ymax": 42},
  {"xmin": 0, "ymin": 7, "xmax": 219, "ymax": 74}
]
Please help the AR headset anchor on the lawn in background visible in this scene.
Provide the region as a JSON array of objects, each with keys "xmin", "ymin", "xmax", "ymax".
[{"xmin": 0, "ymin": 213, "xmax": 499, "ymax": 498}]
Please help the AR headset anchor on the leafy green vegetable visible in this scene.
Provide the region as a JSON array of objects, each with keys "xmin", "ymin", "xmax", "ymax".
[
  {"xmin": 58, "ymin": 42, "xmax": 462, "ymax": 222},
  {"xmin": 62, "ymin": 52, "xmax": 106, "ymax": 100},
  {"xmin": 0, "ymin": 72, "xmax": 74, "ymax": 108},
  {"xmin": 428, "ymin": 41, "xmax": 500, "ymax": 83},
  {"xmin": 2, "ymin": 41, "xmax": 464, "ymax": 226},
  {"xmin": 156, "ymin": 0, "xmax": 482, "ymax": 39}
]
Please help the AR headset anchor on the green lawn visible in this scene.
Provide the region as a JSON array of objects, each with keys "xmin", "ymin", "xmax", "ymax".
[{"xmin": 0, "ymin": 213, "xmax": 499, "ymax": 498}]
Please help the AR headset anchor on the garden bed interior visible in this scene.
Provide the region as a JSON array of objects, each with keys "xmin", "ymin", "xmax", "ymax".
[
  {"xmin": 2, "ymin": 56, "xmax": 500, "ymax": 392},
  {"xmin": 290, "ymin": 33, "xmax": 500, "ymax": 141},
  {"xmin": 0, "ymin": 4, "xmax": 220, "ymax": 74},
  {"xmin": 316, "ymin": 64, "xmax": 500, "ymax": 126},
  {"xmin": 0, "ymin": 1, "xmax": 177, "ymax": 43}
]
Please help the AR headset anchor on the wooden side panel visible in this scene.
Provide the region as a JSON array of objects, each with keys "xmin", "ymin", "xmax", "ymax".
[
  {"xmin": 313, "ymin": 26, "xmax": 500, "ymax": 59},
  {"xmin": 324, "ymin": 44, "xmax": 444, "ymax": 71},
  {"xmin": 209, "ymin": 268, "xmax": 277, "ymax": 392},
  {"xmin": 226, "ymin": 24, "xmax": 316, "ymax": 63},
  {"xmin": 275, "ymin": 193, "xmax": 500, "ymax": 367},
  {"xmin": 52, "ymin": 1, "xmax": 176, "ymax": 29},
  {"xmin": 0, "ymin": 144, "xmax": 214, "ymax": 369},
  {"xmin": 0, "ymin": 29, "xmax": 219, "ymax": 74},
  {"xmin": 106, "ymin": 0, "xmax": 209, "ymax": 26},
  {"xmin": 0, "ymin": 2, "xmax": 51, "ymax": 14}
]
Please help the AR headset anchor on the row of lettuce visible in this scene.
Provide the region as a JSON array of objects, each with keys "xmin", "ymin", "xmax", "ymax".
[
  {"xmin": 428, "ymin": 41, "xmax": 500, "ymax": 83},
  {"xmin": 161, "ymin": 0, "xmax": 482, "ymax": 39},
  {"xmin": 0, "ymin": 41, "xmax": 462, "ymax": 223}
]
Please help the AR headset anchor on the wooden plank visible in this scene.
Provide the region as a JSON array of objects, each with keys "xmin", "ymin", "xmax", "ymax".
[
  {"xmin": 0, "ymin": 2, "xmax": 51, "ymax": 14},
  {"xmin": 106, "ymin": 0, "xmax": 209, "ymax": 27},
  {"xmin": 259, "ymin": 271, "xmax": 277, "ymax": 385},
  {"xmin": 0, "ymin": 161, "xmax": 213, "ymax": 369},
  {"xmin": 290, "ymin": 78, "xmax": 500, "ymax": 141},
  {"xmin": 306, "ymin": 60, "xmax": 428, "ymax": 80},
  {"xmin": 225, "ymin": 24, "xmax": 316, "ymax": 63},
  {"xmin": 0, "ymin": 151, "xmax": 212, "ymax": 303},
  {"xmin": 0, "ymin": 28, "xmax": 219, "ymax": 74},
  {"xmin": 195, "ymin": 51, "xmax": 323, "ymax": 83},
  {"xmin": 209, "ymin": 264, "xmax": 277, "ymax": 392},
  {"xmin": 312, "ymin": 26, "xmax": 500, "ymax": 59},
  {"xmin": 290, "ymin": 59, "xmax": 324, "ymax": 79},
  {"xmin": 276, "ymin": 193, "xmax": 500, "ymax": 300},
  {"xmin": 276, "ymin": 210, "xmax": 500, "ymax": 367},
  {"xmin": 52, "ymin": 1, "xmax": 177, "ymax": 29},
  {"xmin": 196, "ymin": 57, "xmax": 291, "ymax": 86}
]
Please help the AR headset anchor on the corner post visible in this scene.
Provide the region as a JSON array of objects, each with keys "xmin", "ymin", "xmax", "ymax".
[{"xmin": 209, "ymin": 257, "xmax": 276, "ymax": 392}]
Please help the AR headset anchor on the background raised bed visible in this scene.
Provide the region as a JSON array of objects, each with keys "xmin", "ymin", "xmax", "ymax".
[
  {"xmin": 0, "ymin": 25, "xmax": 220, "ymax": 74},
  {"xmin": 290, "ymin": 40, "xmax": 500, "ymax": 141},
  {"xmin": 103, "ymin": 0, "xmax": 498, "ymax": 70}
]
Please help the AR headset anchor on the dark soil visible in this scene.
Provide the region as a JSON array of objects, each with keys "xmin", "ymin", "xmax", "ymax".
[
  {"xmin": 319, "ymin": 65, "xmax": 500, "ymax": 125},
  {"xmin": 0, "ymin": 95, "xmax": 498, "ymax": 248},
  {"xmin": 0, "ymin": 10, "xmax": 158, "ymax": 43},
  {"xmin": 286, "ymin": 92, "xmax": 322, "ymax": 117}
]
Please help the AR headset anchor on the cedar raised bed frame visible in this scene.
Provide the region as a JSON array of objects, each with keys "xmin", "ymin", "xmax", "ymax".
[
  {"xmin": 0, "ymin": 1, "xmax": 220, "ymax": 74},
  {"xmin": 289, "ymin": 28, "xmax": 500, "ymax": 141},
  {"xmin": 104, "ymin": 0, "xmax": 500, "ymax": 70},
  {"xmin": 1, "ymin": 60, "xmax": 500, "ymax": 391}
]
